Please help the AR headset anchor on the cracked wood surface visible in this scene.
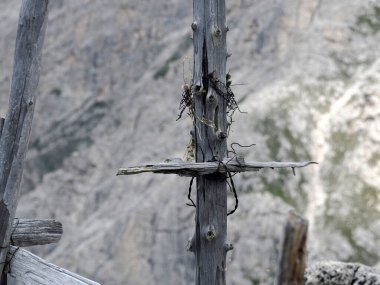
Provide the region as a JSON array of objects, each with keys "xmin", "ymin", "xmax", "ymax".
[
  {"xmin": 0, "ymin": 118, "xmax": 4, "ymax": 139},
  {"xmin": 0, "ymin": 0, "xmax": 49, "ymax": 282},
  {"xmin": 6, "ymin": 246, "xmax": 100, "ymax": 285},
  {"xmin": 10, "ymin": 219, "xmax": 62, "ymax": 247},
  {"xmin": 275, "ymin": 210, "xmax": 308, "ymax": 285},
  {"xmin": 192, "ymin": 0, "xmax": 229, "ymax": 283},
  {"xmin": 117, "ymin": 158, "xmax": 317, "ymax": 177}
]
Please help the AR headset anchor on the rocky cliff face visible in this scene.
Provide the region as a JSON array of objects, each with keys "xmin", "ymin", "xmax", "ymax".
[{"xmin": 0, "ymin": 0, "xmax": 379, "ymax": 284}]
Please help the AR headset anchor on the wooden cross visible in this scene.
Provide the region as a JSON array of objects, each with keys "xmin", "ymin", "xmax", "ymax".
[{"xmin": 117, "ymin": 0, "xmax": 315, "ymax": 284}]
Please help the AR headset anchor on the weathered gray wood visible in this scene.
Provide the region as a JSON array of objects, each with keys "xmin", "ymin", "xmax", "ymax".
[
  {"xmin": 0, "ymin": 1, "xmax": 49, "ymax": 282},
  {"xmin": 11, "ymin": 219, "xmax": 62, "ymax": 247},
  {"xmin": 117, "ymin": 158, "xmax": 316, "ymax": 177},
  {"xmin": 275, "ymin": 210, "xmax": 308, "ymax": 285},
  {"xmin": 192, "ymin": 0, "xmax": 228, "ymax": 283},
  {"xmin": 6, "ymin": 246, "xmax": 101, "ymax": 285}
]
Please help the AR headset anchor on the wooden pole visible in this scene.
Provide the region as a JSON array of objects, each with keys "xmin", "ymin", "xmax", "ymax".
[
  {"xmin": 0, "ymin": 0, "xmax": 49, "ymax": 282},
  {"xmin": 275, "ymin": 210, "xmax": 308, "ymax": 285},
  {"xmin": 192, "ymin": 0, "xmax": 228, "ymax": 283}
]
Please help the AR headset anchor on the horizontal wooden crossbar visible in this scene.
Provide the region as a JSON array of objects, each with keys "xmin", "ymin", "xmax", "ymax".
[{"xmin": 117, "ymin": 157, "xmax": 317, "ymax": 177}]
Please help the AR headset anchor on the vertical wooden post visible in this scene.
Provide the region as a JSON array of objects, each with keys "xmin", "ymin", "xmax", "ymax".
[
  {"xmin": 192, "ymin": 0, "xmax": 228, "ymax": 284},
  {"xmin": 275, "ymin": 210, "xmax": 308, "ymax": 285},
  {"xmin": 0, "ymin": 1, "xmax": 49, "ymax": 283}
]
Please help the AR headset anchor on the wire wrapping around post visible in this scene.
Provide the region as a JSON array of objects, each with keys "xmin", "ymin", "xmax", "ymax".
[
  {"xmin": 186, "ymin": 177, "xmax": 196, "ymax": 207},
  {"xmin": 0, "ymin": 246, "xmax": 20, "ymax": 276},
  {"xmin": 9, "ymin": 218, "xmax": 19, "ymax": 246},
  {"xmin": 218, "ymin": 160, "xmax": 238, "ymax": 216},
  {"xmin": 186, "ymin": 158, "xmax": 239, "ymax": 216}
]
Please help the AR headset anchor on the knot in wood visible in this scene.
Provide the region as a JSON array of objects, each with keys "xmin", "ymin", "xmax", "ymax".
[
  {"xmin": 193, "ymin": 85, "xmax": 204, "ymax": 97},
  {"xmin": 224, "ymin": 243, "xmax": 234, "ymax": 252},
  {"xmin": 206, "ymin": 93, "xmax": 217, "ymax": 104},
  {"xmin": 217, "ymin": 131, "xmax": 227, "ymax": 140},
  {"xmin": 205, "ymin": 225, "xmax": 216, "ymax": 241},
  {"xmin": 191, "ymin": 21, "xmax": 198, "ymax": 31},
  {"xmin": 213, "ymin": 26, "xmax": 222, "ymax": 38},
  {"xmin": 186, "ymin": 237, "xmax": 195, "ymax": 252}
]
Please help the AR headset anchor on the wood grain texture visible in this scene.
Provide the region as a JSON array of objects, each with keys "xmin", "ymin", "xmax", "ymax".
[
  {"xmin": 0, "ymin": 0, "xmax": 49, "ymax": 281},
  {"xmin": 275, "ymin": 210, "xmax": 308, "ymax": 285},
  {"xmin": 11, "ymin": 219, "xmax": 62, "ymax": 247},
  {"xmin": 117, "ymin": 158, "xmax": 316, "ymax": 176},
  {"xmin": 192, "ymin": 0, "xmax": 228, "ymax": 283},
  {"xmin": 6, "ymin": 246, "xmax": 100, "ymax": 285}
]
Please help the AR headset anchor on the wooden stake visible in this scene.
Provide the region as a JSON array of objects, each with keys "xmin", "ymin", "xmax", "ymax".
[
  {"xmin": 192, "ymin": 0, "xmax": 228, "ymax": 283},
  {"xmin": 0, "ymin": 1, "xmax": 49, "ymax": 282},
  {"xmin": 275, "ymin": 210, "xmax": 308, "ymax": 285}
]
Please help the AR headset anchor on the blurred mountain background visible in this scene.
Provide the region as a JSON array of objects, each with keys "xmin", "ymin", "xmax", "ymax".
[{"xmin": 1, "ymin": 0, "xmax": 380, "ymax": 284}]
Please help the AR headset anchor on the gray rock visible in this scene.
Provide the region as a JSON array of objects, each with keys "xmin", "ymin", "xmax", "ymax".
[{"xmin": 305, "ymin": 261, "xmax": 380, "ymax": 285}]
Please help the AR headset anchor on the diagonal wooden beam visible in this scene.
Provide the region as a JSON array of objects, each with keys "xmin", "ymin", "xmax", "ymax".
[
  {"xmin": 6, "ymin": 246, "xmax": 101, "ymax": 285},
  {"xmin": 117, "ymin": 157, "xmax": 317, "ymax": 177}
]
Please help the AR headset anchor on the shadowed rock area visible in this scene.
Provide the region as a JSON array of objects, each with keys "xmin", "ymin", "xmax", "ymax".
[{"xmin": 0, "ymin": 0, "xmax": 379, "ymax": 284}]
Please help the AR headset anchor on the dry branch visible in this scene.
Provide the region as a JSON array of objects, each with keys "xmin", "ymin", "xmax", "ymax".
[
  {"xmin": 117, "ymin": 157, "xmax": 317, "ymax": 177},
  {"xmin": 11, "ymin": 219, "xmax": 62, "ymax": 247}
]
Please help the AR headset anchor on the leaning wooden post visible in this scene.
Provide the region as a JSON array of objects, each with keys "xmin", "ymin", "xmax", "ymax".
[
  {"xmin": 0, "ymin": 0, "xmax": 49, "ymax": 282},
  {"xmin": 192, "ymin": 0, "xmax": 228, "ymax": 283}
]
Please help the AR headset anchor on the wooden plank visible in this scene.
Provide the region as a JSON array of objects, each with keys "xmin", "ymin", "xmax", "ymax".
[
  {"xmin": 0, "ymin": 1, "xmax": 49, "ymax": 282},
  {"xmin": 6, "ymin": 246, "xmax": 101, "ymax": 285},
  {"xmin": 117, "ymin": 158, "xmax": 317, "ymax": 176},
  {"xmin": 275, "ymin": 210, "xmax": 308, "ymax": 285},
  {"xmin": 11, "ymin": 219, "xmax": 62, "ymax": 247}
]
